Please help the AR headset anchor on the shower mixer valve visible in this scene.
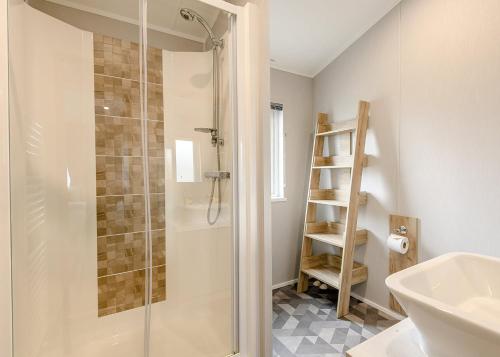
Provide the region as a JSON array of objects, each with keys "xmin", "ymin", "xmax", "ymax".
[{"xmin": 204, "ymin": 171, "xmax": 230, "ymax": 179}]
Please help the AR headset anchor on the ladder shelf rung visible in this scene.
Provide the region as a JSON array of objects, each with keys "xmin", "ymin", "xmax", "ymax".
[
  {"xmin": 312, "ymin": 165, "xmax": 352, "ymax": 169},
  {"xmin": 316, "ymin": 119, "xmax": 357, "ymax": 136},
  {"xmin": 301, "ymin": 254, "xmax": 368, "ymax": 289},
  {"xmin": 304, "ymin": 229, "xmax": 368, "ymax": 248},
  {"xmin": 302, "ymin": 266, "xmax": 341, "ymax": 288},
  {"xmin": 312, "ymin": 155, "xmax": 367, "ymax": 169},
  {"xmin": 308, "ymin": 199, "xmax": 347, "ymax": 207},
  {"xmin": 308, "ymin": 191, "xmax": 367, "ymax": 207}
]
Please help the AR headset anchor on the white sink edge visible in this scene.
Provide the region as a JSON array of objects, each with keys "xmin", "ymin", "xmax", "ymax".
[{"xmin": 385, "ymin": 252, "xmax": 500, "ymax": 339}]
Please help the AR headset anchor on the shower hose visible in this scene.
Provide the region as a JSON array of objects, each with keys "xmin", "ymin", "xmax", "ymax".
[{"xmin": 207, "ymin": 143, "xmax": 222, "ymax": 225}]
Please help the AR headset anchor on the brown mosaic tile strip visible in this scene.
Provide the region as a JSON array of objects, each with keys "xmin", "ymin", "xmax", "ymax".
[
  {"xmin": 96, "ymin": 195, "xmax": 145, "ymax": 237},
  {"xmin": 97, "ymin": 232, "xmax": 145, "ymax": 277},
  {"xmin": 98, "ymin": 265, "xmax": 166, "ymax": 317},
  {"xmin": 151, "ymin": 230, "xmax": 166, "ymax": 267},
  {"xmin": 93, "ymin": 34, "xmax": 163, "ymax": 84},
  {"xmin": 97, "ymin": 229, "xmax": 166, "ymax": 277},
  {"xmin": 95, "ymin": 156, "xmax": 164, "ymax": 196},
  {"xmin": 94, "ymin": 33, "xmax": 166, "ymax": 317},
  {"xmin": 93, "ymin": 34, "xmax": 140, "ymax": 82},
  {"xmin": 152, "ymin": 265, "xmax": 166, "ymax": 303},
  {"xmin": 95, "ymin": 116, "xmax": 142, "ymax": 156},
  {"xmin": 148, "ymin": 158, "xmax": 165, "ymax": 194},
  {"xmin": 96, "ymin": 156, "xmax": 144, "ymax": 196},
  {"xmin": 94, "ymin": 74, "xmax": 141, "ymax": 118},
  {"xmin": 95, "ymin": 116, "xmax": 165, "ymax": 157},
  {"xmin": 95, "ymin": 194, "xmax": 165, "ymax": 237},
  {"xmin": 147, "ymin": 83, "xmax": 164, "ymax": 121},
  {"xmin": 94, "ymin": 75, "xmax": 163, "ymax": 121},
  {"xmin": 150, "ymin": 193, "xmax": 165, "ymax": 231},
  {"xmin": 147, "ymin": 120, "xmax": 165, "ymax": 157},
  {"xmin": 147, "ymin": 47, "xmax": 163, "ymax": 85},
  {"xmin": 98, "ymin": 270, "xmax": 143, "ymax": 317}
]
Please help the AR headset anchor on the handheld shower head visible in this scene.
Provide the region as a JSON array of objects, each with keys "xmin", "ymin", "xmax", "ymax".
[
  {"xmin": 179, "ymin": 8, "xmax": 223, "ymax": 48},
  {"xmin": 180, "ymin": 8, "xmax": 195, "ymax": 21}
]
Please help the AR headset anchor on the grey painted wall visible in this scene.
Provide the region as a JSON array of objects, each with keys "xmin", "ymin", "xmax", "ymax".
[
  {"xmin": 28, "ymin": 0, "xmax": 203, "ymax": 51},
  {"xmin": 313, "ymin": 0, "xmax": 500, "ymax": 309},
  {"xmin": 270, "ymin": 68, "xmax": 313, "ymax": 286}
]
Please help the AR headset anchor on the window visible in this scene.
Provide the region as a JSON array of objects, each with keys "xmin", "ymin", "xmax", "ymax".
[
  {"xmin": 270, "ymin": 102, "xmax": 285, "ymax": 201},
  {"xmin": 175, "ymin": 140, "xmax": 195, "ymax": 182}
]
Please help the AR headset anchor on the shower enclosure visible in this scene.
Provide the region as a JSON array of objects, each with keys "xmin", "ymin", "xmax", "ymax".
[{"xmin": 7, "ymin": 0, "xmax": 241, "ymax": 356}]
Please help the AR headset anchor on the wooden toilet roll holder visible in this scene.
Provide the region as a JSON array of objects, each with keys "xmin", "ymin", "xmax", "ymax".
[{"xmin": 389, "ymin": 214, "xmax": 418, "ymax": 315}]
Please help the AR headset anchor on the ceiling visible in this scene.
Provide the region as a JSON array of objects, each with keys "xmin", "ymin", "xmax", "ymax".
[
  {"xmin": 270, "ymin": 0, "xmax": 401, "ymax": 77},
  {"xmin": 47, "ymin": 0, "xmax": 221, "ymax": 43}
]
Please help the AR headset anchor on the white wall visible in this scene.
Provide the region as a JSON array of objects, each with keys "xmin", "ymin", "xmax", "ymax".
[
  {"xmin": 270, "ymin": 68, "xmax": 313, "ymax": 286},
  {"xmin": 313, "ymin": 0, "xmax": 500, "ymax": 309}
]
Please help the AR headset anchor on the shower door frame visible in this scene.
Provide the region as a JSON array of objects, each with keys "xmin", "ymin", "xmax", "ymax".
[
  {"xmin": 0, "ymin": 0, "xmax": 12, "ymax": 356},
  {"xmin": 144, "ymin": 0, "xmax": 249, "ymax": 355},
  {"xmin": 174, "ymin": 1, "xmax": 269, "ymax": 356}
]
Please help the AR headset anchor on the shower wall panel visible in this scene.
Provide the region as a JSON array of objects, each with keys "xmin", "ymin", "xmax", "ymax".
[
  {"xmin": 93, "ymin": 34, "xmax": 166, "ymax": 317},
  {"xmin": 9, "ymin": 4, "xmax": 97, "ymax": 355}
]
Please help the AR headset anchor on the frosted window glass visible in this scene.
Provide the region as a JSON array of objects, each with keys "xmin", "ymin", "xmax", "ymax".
[{"xmin": 175, "ymin": 140, "xmax": 195, "ymax": 182}]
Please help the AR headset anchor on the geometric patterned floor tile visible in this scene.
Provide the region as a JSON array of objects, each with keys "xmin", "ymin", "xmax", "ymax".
[{"xmin": 272, "ymin": 284, "xmax": 399, "ymax": 357}]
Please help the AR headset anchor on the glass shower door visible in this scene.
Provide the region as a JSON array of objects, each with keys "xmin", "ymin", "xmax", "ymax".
[
  {"xmin": 145, "ymin": 1, "xmax": 237, "ymax": 356},
  {"xmin": 8, "ymin": 0, "xmax": 150, "ymax": 356}
]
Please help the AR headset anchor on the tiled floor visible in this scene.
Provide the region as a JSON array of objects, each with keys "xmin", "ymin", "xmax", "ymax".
[{"xmin": 272, "ymin": 284, "xmax": 398, "ymax": 357}]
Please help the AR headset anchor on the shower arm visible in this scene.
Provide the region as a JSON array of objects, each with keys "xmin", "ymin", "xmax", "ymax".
[{"xmin": 194, "ymin": 127, "xmax": 224, "ymax": 146}]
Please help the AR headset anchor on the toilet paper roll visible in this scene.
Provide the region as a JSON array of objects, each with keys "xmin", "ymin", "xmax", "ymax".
[{"xmin": 387, "ymin": 234, "xmax": 409, "ymax": 254}]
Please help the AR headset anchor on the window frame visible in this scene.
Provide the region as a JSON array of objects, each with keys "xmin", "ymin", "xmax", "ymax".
[{"xmin": 270, "ymin": 102, "xmax": 286, "ymax": 202}]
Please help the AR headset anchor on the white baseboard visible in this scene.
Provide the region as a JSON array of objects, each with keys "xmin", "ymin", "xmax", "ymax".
[
  {"xmin": 350, "ymin": 291, "xmax": 405, "ymax": 321},
  {"xmin": 271, "ymin": 278, "xmax": 405, "ymax": 321},
  {"xmin": 272, "ymin": 278, "xmax": 298, "ymax": 290}
]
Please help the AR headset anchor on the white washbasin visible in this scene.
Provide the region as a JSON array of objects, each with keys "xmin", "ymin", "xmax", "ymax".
[{"xmin": 386, "ymin": 252, "xmax": 500, "ymax": 357}]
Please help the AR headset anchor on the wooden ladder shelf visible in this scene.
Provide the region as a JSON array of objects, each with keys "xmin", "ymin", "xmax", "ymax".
[{"xmin": 297, "ymin": 101, "xmax": 370, "ymax": 318}]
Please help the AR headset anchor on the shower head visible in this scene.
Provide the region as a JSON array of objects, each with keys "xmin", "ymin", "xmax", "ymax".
[
  {"xmin": 179, "ymin": 8, "xmax": 223, "ymax": 48},
  {"xmin": 180, "ymin": 8, "xmax": 195, "ymax": 21}
]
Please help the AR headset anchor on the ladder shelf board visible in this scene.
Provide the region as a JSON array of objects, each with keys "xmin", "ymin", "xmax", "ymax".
[
  {"xmin": 312, "ymin": 165, "xmax": 352, "ymax": 169},
  {"xmin": 312, "ymin": 155, "xmax": 367, "ymax": 169},
  {"xmin": 316, "ymin": 118, "xmax": 357, "ymax": 136},
  {"xmin": 308, "ymin": 199, "xmax": 348, "ymax": 207},
  {"xmin": 301, "ymin": 266, "xmax": 341, "ymax": 288},
  {"xmin": 308, "ymin": 191, "xmax": 367, "ymax": 207},
  {"xmin": 301, "ymin": 254, "xmax": 368, "ymax": 289},
  {"xmin": 310, "ymin": 188, "xmax": 350, "ymax": 201},
  {"xmin": 304, "ymin": 230, "xmax": 368, "ymax": 248}
]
